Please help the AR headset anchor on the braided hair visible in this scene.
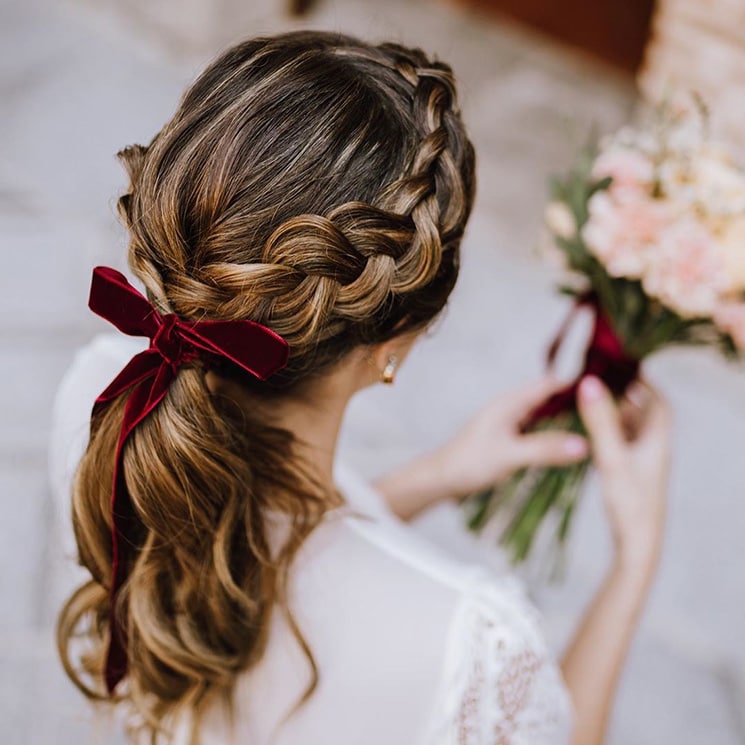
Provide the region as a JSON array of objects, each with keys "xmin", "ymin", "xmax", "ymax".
[{"xmin": 58, "ymin": 31, "xmax": 475, "ymax": 744}]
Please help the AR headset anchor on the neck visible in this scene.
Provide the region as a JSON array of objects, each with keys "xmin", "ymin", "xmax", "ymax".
[
  {"xmin": 208, "ymin": 353, "xmax": 366, "ymax": 491},
  {"xmin": 273, "ymin": 375, "xmax": 352, "ymax": 488}
]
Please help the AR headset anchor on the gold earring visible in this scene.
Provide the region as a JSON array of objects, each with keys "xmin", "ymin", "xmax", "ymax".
[{"xmin": 381, "ymin": 354, "xmax": 398, "ymax": 385}]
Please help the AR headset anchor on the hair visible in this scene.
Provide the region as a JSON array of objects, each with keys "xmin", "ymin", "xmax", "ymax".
[{"xmin": 57, "ymin": 30, "xmax": 475, "ymax": 744}]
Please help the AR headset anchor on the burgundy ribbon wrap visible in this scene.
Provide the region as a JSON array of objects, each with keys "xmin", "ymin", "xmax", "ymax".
[
  {"xmin": 524, "ymin": 294, "xmax": 639, "ymax": 428},
  {"xmin": 87, "ymin": 266, "xmax": 289, "ymax": 694}
]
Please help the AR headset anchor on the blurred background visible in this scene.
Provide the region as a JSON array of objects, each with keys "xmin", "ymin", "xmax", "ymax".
[{"xmin": 3, "ymin": 0, "xmax": 745, "ymax": 742}]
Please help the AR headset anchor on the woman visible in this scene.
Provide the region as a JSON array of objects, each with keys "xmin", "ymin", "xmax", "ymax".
[{"xmin": 56, "ymin": 31, "xmax": 670, "ymax": 745}]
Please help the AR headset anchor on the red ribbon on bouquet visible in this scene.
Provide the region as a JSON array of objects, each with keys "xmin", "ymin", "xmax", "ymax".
[
  {"xmin": 522, "ymin": 293, "xmax": 639, "ymax": 429},
  {"xmin": 87, "ymin": 266, "xmax": 289, "ymax": 695}
]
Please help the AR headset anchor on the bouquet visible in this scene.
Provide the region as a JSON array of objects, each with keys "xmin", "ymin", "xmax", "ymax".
[{"xmin": 466, "ymin": 98, "xmax": 745, "ymax": 565}]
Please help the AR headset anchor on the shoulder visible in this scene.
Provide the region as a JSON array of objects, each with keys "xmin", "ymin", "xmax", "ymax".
[
  {"xmin": 290, "ymin": 508, "xmax": 467, "ymax": 637},
  {"xmin": 315, "ymin": 463, "xmax": 546, "ymax": 631},
  {"xmin": 295, "ymin": 462, "xmax": 554, "ymax": 655},
  {"xmin": 288, "ymin": 497, "xmax": 558, "ymax": 678},
  {"xmin": 288, "ymin": 504, "xmax": 573, "ymax": 745},
  {"xmin": 300, "ymin": 506, "xmax": 558, "ymax": 655}
]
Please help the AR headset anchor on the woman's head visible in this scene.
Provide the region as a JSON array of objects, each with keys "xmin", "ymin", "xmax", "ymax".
[
  {"xmin": 59, "ymin": 30, "xmax": 475, "ymax": 743},
  {"xmin": 123, "ymin": 30, "xmax": 474, "ymax": 384}
]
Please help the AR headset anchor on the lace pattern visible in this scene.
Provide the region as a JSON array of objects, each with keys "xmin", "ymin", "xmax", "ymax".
[{"xmin": 429, "ymin": 570, "xmax": 573, "ymax": 745}]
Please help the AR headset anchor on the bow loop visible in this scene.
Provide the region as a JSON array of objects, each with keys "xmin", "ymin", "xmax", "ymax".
[
  {"xmin": 86, "ymin": 266, "xmax": 289, "ymax": 695},
  {"xmin": 89, "ymin": 266, "xmax": 162, "ymax": 339},
  {"xmin": 523, "ymin": 295, "xmax": 639, "ymax": 428}
]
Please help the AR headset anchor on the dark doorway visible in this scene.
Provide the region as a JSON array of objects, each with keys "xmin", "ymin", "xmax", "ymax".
[{"xmin": 455, "ymin": 0, "xmax": 655, "ymax": 73}]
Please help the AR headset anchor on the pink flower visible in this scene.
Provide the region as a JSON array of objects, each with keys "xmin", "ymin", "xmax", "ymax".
[
  {"xmin": 582, "ymin": 191, "xmax": 673, "ymax": 279},
  {"xmin": 642, "ymin": 217, "xmax": 728, "ymax": 317},
  {"xmin": 592, "ymin": 147, "xmax": 655, "ymax": 201},
  {"xmin": 714, "ymin": 302, "xmax": 745, "ymax": 349},
  {"xmin": 718, "ymin": 215, "xmax": 745, "ymax": 292}
]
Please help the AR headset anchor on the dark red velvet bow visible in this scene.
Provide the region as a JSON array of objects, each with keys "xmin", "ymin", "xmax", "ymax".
[
  {"xmin": 88, "ymin": 266, "xmax": 289, "ymax": 695},
  {"xmin": 523, "ymin": 293, "xmax": 639, "ymax": 429}
]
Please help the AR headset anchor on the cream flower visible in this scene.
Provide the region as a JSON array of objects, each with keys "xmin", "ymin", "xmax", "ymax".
[
  {"xmin": 657, "ymin": 156, "xmax": 695, "ymax": 204},
  {"xmin": 692, "ymin": 148, "xmax": 745, "ymax": 214},
  {"xmin": 544, "ymin": 201, "xmax": 576, "ymax": 240}
]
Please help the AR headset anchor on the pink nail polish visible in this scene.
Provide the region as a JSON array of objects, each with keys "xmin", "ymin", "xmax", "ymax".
[
  {"xmin": 564, "ymin": 437, "xmax": 588, "ymax": 457},
  {"xmin": 580, "ymin": 376, "xmax": 602, "ymax": 401}
]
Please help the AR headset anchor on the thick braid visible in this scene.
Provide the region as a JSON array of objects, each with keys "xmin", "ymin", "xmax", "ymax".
[
  {"xmin": 383, "ymin": 50, "xmax": 469, "ymax": 290},
  {"xmin": 175, "ymin": 209, "xmax": 404, "ymax": 342},
  {"xmin": 123, "ymin": 44, "xmax": 470, "ymax": 360},
  {"xmin": 115, "ymin": 34, "xmax": 475, "ymax": 386}
]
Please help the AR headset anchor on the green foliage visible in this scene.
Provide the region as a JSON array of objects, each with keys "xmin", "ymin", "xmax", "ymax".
[{"xmin": 464, "ymin": 411, "xmax": 589, "ymax": 566}]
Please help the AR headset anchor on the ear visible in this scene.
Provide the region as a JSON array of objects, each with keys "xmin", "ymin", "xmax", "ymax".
[{"xmin": 368, "ymin": 329, "xmax": 420, "ymax": 380}]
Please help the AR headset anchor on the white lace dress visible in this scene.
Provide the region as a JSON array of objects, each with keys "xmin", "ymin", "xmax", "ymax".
[{"xmin": 49, "ymin": 334, "xmax": 574, "ymax": 745}]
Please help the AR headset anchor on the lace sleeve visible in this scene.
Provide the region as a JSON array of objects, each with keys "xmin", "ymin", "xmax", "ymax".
[{"xmin": 425, "ymin": 569, "xmax": 574, "ymax": 745}]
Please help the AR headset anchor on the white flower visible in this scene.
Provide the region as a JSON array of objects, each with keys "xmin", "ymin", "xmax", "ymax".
[
  {"xmin": 657, "ymin": 156, "xmax": 695, "ymax": 204},
  {"xmin": 544, "ymin": 201, "xmax": 576, "ymax": 240},
  {"xmin": 692, "ymin": 147, "xmax": 745, "ymax": 215}
]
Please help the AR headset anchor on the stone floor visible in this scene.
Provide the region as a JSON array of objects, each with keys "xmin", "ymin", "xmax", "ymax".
[{"xmin": 2, "ymin": 0, "xmax": 745, "ymax": 742}]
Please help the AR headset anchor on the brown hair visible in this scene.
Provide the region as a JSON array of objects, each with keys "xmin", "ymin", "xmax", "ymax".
[{"xmin": 58, "ymin": 30, "xmax": 475, "ymax": 744}]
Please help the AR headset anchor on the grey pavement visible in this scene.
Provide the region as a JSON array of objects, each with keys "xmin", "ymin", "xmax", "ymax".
[{"xmin": 2, "ymin": 0, "xmax": 745, "ymax": 742}]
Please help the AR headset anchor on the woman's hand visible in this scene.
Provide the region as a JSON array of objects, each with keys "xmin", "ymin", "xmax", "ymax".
[
  {"xmin": 433, "ymin": 377, "xmax": 590, "ymax": 501},
  {"xmin": 577, "ymin": 375, "xmax": 672, "ymax": 571},
  {"xmin": 374, "ymin": 378, "xmax": 589, "ymax": 520},
  {"xmin": 562, "ymin": 376, "xmax": 671, "ymax": 745}
]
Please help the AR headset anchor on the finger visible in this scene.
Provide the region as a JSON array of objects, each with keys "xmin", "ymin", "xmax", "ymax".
[
  {"xmin": 618, "ymin": 380, "xmax": 656, "ymax": 440},
  {"xmin": 618, "ymin": 397, "xmax": 642, "ymax": 440},
  {"xmin": 633, "ymin": 382, "xmax": 672, "ymax": 446},
  {"xmin": 577, "ymin": 376, "xmax": 626, "ymax": 473},
  {"xmin": 511, "ymin": 431, "xmax": 589, "ymax": 469},
  {"xmin": 618, "ymin": 383, "xmax": 648, "ymax": 439},
  {"xmin": 624, "ymin": 379, "xmax": 652, "ymax": 411}
]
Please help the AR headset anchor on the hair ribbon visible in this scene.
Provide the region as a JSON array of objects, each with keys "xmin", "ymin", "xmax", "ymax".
[{"xmin": 87, "ymin": 266, "xmax": 289, "ymax": 694}]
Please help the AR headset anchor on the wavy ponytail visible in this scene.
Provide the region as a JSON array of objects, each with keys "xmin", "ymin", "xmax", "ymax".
[
  {"xmin": 58, "ymin": 30, "xmax": 475, "ymax": 743},
  {"xmin": 59, "ymin": 361, "xmax": 332, "ymax": 738}
]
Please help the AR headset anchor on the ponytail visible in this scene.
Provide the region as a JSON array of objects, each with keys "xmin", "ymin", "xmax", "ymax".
[{"xmin": 58, "ymin": 365, "xmax": 334, "ymax": 741}]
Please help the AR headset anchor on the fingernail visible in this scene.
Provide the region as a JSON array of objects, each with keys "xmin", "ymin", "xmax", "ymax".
[
  {"xmin": 579, "ymin": 376, "xmax": 602, "ymax": 401},
  {"xmin": 625, "ymin": 382, "xmax": 646, "ymax": 408},
  {"xmin": 564, "ymin": 436, "xmax": 588, "ymax": 457}
]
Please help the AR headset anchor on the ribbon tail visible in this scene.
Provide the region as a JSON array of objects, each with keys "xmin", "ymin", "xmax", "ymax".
[
  {"xmin": 104, "ymin": 364, "xmax": 174, "ymax": 694},
  {"xmin": 92, "ymin": 350, "xmax": 164, "ymax": 415},
  {"xmin": 545, "ymin": 292, "xmax": 595, "ymax": 369},
  {"xmin": 523, "ymin": 384, "xmax": 580, "ymax": 429}
]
